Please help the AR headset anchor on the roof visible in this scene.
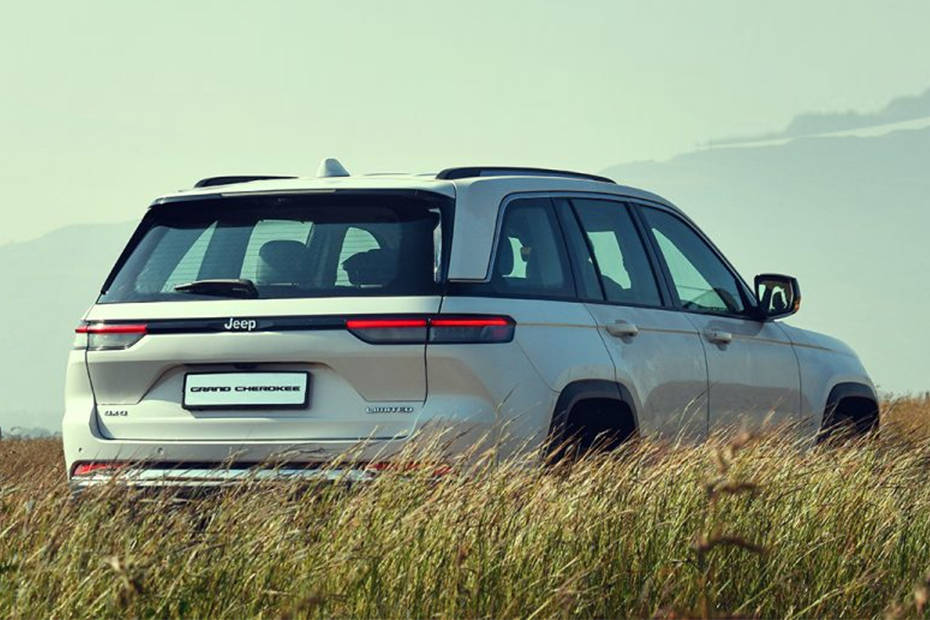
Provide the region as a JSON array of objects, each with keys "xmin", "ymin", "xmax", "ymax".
[{"xmin": 153, "ymin": 170, "xmax": 676, "ymax": 209}]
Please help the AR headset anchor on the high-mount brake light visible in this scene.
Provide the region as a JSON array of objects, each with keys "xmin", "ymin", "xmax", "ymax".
[
  {"xmin": 74, "ymin": 323, "xmax": 147, "ymax": 350},
  {"xmin": 345, "ymin": 316, "xmax": 514, "ymax": 344}
]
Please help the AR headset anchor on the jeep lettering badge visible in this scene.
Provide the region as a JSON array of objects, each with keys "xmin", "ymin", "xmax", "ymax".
[{"xmin": 224, "ymin": 318, "xmax": 257, "ymax": 331}]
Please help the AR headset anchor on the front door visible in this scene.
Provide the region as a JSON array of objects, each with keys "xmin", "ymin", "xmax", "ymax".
[{"xmin": 637, "ymin": 205, "xmax": 801, "ymax": 432}]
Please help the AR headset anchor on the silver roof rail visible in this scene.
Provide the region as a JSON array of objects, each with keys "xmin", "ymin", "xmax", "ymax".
[
  {"xmin": 193, "ymin": 175, "xmax": 297, "ymax": 188},
  {"xmin": 435, "ymin": 166, "xmax": 614, "ymax": 184}
]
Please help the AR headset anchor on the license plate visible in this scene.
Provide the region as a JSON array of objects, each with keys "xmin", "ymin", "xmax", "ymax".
[{"xmin": 183, "ymin": 372, "xmax": 310, "ymax": 410}]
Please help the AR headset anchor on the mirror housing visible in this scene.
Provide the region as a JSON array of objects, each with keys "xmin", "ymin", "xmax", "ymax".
[{"xmin": 754, "ymin": 273, "xmax": 801, "ymax": 320}]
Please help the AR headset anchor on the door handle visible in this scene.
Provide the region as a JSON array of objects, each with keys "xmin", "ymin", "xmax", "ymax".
[
  {"xmin": 704, "ymin": 329, "xmax": 733, "ymax": 344},
  {"xmin": 606, "ymin": 320, "xmax": 639, "ymax": 338}
]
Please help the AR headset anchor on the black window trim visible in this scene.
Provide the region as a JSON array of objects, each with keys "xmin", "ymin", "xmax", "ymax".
[
  {"xmin": 552, "ymin": 197, "xmax": 606, "ymax": 303},
  {"xmin": 630, "ymin": 199, "xmax": 761, "ymax": 321},
  {"xmin": 451, "ymin": 190, "xmax": 682, "ymax": 310}
]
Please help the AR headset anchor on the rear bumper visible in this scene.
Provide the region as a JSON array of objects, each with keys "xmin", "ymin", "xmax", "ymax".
[
  {"xmin": 62, "ymin": 333, "xmax": 559, "ymax": 486},
  {"xmin": 62, "ymin": 399, "xmax": 517, "ymax": 485}
]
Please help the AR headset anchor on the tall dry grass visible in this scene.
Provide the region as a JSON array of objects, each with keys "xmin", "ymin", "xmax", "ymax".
[{"xmin": 0, "ymin": 398, "xmax": 928, "ymax": 618}]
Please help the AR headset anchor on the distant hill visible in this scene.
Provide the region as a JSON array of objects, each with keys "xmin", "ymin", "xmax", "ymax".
[
  {"xmin": 706, "ymin": 86, "xmax": 930, "ymax": 145},
  {"xmin": 604, "ymin": 126, "xmax": 930, "ymax": 395},
  {"xmin": 0, "ymin": 222, "xmax": 136, "ymax": 432}
]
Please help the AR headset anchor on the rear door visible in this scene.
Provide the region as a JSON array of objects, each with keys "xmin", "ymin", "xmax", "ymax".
[
  {"xmin": 560, "ymin": 198, "xmax": 709, "ymax": 438},
  {"xmin": 436, "ymin": 196, "xmax": 615, "ymax": 446},
  {"xmin": 82, "ymin": 191, "xmax": 448, "ymax": 441},
  {"xmin": 637, "ymin": 204, "xmax": 801, "ymax": 431}
]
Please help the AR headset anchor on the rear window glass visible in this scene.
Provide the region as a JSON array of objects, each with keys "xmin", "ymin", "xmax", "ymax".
[{"xmin": 100, "ymin": 194, "xmax": 447, "ymax": 303}]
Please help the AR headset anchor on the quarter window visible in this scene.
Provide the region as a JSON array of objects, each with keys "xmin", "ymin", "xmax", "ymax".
[
  {"xmin": 488, "ymin": 198, "xmax": 574, "ymax": 298},
  {"xmin": 640, "ymin": 207, "xmax": 746, "ymax": 314},
  {"xmin": 571, "ymin": 199, "xmax": 661, "ymax": 306}
]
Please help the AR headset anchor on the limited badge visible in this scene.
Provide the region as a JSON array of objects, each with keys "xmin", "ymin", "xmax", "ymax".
[{"xmin": 366, "ymin": 406, "xmax": 415, "ymax": 414}]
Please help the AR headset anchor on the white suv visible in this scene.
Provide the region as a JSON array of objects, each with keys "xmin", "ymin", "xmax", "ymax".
[{"xmin": 64, "ymin": 160, "xmax": 878, "ymax": 487}]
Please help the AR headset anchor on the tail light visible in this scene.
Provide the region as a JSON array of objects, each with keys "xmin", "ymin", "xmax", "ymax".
[
  {"xmin": 346, "ymin": 315, "xmax": 514, "ymax": 344},
  {"xmin": 74, "ymin": 322, "xmax": 147, "ymax": 350},
  {"xmin": 345, "ymin": 318, "xmax": 428, "ymax": 344},
  {"xmin": 429, "ymin": 316, "xmax": 514, "ymax": 343},
  {"xmin": 72, "ymin": 461, "xmax": 126, "ymax": 476}
]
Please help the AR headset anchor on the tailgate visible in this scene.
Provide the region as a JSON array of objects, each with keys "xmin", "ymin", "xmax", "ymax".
[{"xmin": 84, "ymin": 297, "xmax": 438, "ymax": 441}]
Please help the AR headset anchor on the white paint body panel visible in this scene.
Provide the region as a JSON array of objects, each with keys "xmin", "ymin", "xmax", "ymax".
[
  {"xmin": 684, "ymin": 314, "xmax": 801, "ymax": 432},
  {"xmin": 584, "ymin": 304, "xmax": 708, "ymax": 438}
]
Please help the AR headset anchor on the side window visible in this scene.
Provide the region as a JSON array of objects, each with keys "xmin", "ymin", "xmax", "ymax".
[
  {"xmin": 489, "ymin": 198, "xmax": 574, "ymax": 298},
  {"xmin": 640, "ymin": 207, "xmax": 746, "ymax": 314},
  {"xmin": 571, "ymin": 199, "xmax": 662, "ymax": 306}
]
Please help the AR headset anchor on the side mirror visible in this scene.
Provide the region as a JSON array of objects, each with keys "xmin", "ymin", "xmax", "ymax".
[{"xmin": 754, "ymin": 273, "xmax": 801, "ymax": 320}]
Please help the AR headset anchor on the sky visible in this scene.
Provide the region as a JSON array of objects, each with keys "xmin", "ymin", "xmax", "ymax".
[{"xmin": 2, "ymin": 0, "xmax": 930, "ymax": 244}]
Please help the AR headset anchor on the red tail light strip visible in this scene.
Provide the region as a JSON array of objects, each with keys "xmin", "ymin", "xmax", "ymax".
[
  {"xmin": 345, "ymin": 315, "xmax": 515, "ymax": 344},
  {"xmin": 430, "ymin": 317, "xmax": 510, "ymax": 327},
  {"xmin": 76, "ymin": 323, "xmax": 148, "ymax": 334},
  {"xmin": 74, "ymin": 322, "xmax": 149, "ymax": 351},
  {"xmin": 344, "ymin": 318, "xmax": 428, "ymax": 329},
  {"xmin": 346, "ymin": 317, "xmax": 512, "ymax": 329}
]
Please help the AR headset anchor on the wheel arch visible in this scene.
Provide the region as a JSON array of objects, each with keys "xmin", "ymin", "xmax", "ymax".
[
  {"xmin": 547, "ymin": 379, "xmax": 640, "ymax": 442},
  {"xmin": 820, "ymin": 381, "xmax": 880, "ymax": 434}
]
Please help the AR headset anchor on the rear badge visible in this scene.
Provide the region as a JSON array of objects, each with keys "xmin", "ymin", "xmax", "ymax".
[
  {"xmin": 224, "ymin": 318, "xmax": 258, "ymax": 331},
  {"xmin": 366, "ymin": 406, "xmax": 415, "ymax": 414}
]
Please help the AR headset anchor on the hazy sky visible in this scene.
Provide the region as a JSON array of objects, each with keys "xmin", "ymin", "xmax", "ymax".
[{"xmin": 1, "ymin": 1, "xmax": 929, "ymax": 243}]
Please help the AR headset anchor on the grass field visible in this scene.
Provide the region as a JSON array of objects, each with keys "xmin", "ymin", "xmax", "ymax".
[{"xmin": 1, "ymin": 397, "xmax": 929, "ymax": 618}]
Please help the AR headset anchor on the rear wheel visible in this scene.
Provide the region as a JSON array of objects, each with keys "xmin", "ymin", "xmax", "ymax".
[{"xmin": 548, "ymin": 398, "xmax": 637, "ymax": 461}]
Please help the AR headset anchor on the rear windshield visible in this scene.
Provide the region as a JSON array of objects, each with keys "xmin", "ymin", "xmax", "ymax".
[{"xmin": 99, "ymin": 193, "xmax": 448, "ymax": 303}]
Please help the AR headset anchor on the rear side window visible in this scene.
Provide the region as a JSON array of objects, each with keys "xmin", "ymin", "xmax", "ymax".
[
  {"xmin": 100, "ymin": 194, "xmax": 447, "ymax": 303},
  {"xmin": 571, "ymin": 199, "xmax": 662, "ymax": 306},
  {"xmin": 486, "ymin": 198, "xmax": 574, "ymax": 298}
]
